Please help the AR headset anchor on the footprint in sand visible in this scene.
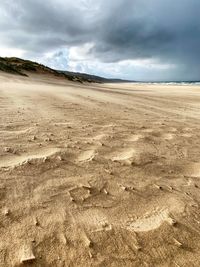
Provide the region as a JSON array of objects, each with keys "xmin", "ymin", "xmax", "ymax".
[
  {"xmin": 75, "ymin": 209, "xmax": 108, "ymax": 230},
  {"xmin": 162, "ymin": 133, "xmax": 175, "ymax": 140},
  {"xmin": 127, "ymin": 134, "xmax": 143, "ymax": 142},
  {"xmin": 69, "ymin": 186, "xmax": 91, "ymax": 202},
  {"xmin": 92, "ymin": 133, "xmax": 107, "ymax": 141},
  {"xmin": 0, "ymin": 147, "xmax": 60, "ymax": 168},
  {"xmin": 111, "ymin": 148, "xmax": 135, "ymax": 162},
  {"xmin": 126, "ymin": 209, "xmax": 172, "ymax": 232},
  {"xmin": 77, "ymin": 149, "xmax": 97, "ymax": 162}
]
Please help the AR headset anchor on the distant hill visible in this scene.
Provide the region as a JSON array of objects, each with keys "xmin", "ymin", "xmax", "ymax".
[
  {"xmin": 58, "ymin": 70, "xmax": 133, "ymax": 83},
  {"xmin": 0, "ymin": 57, "xmax": 133, "ymax": 83}
]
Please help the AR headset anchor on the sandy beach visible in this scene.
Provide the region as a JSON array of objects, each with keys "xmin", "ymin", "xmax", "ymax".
[{"xmin": 1, "ymin": 73, "xmax": 200, "ymax": 266}]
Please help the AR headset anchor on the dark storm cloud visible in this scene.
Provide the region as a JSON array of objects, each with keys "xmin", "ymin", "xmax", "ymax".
[
  {"xmin": 0, "ymin": 0, "xmax": 92, "ymax": 52},
  {"xmin": 92, "ymin": 0, "xmax": 200, "ymax": 79},
  {"xmin": 0, "ymin": 0, "xmax": 200, "ymax": 80}
]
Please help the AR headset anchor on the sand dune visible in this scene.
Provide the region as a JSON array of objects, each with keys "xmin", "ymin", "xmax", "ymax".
[{"xmin": 1, "ymin": 72, "xmax": 200, "ymax": 266}]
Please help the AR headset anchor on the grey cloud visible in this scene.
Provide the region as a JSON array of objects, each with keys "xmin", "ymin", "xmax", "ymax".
[{"xmin": 0, "ymin": 0, "xmax": 199, "ymax": 80}]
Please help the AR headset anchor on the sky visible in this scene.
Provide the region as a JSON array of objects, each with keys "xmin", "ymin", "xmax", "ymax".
[{"xmin": 0, "ymin": 0, "xmax": 199, "ymax": 81}]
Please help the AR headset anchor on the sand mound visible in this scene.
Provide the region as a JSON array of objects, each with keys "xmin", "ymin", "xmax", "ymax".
[
  {"xmin": 112, "ymin": 148, "xmax": 136, "ymax": 161},
  {"xmin": 77, "ymin": 149, "xmax": 97, "ymax": 162},
  {"xmin": 127, "ymin": 134, "xmax": 143, "ymax": 142},
  {"xmin": 0, "ymin": 147, "xmax": 60, "ymax": 168},
  {"xmin": 126, "ymin": 209, "xmax": 171, "ymax": 232}
]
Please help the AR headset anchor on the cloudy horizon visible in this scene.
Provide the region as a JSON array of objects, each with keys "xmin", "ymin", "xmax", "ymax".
[{"xmin": 0, "ymin": 0, "xmax": 199, "ymax": 81}]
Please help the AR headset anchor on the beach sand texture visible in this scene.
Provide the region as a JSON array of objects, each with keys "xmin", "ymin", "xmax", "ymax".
[{"xmin": 1, "ymin": 73, "xmax": 200, "ymax": 266}]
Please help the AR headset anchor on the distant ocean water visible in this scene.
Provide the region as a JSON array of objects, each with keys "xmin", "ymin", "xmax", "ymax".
[{"xmin": 139, "ymin": 82, "xmax": 200, "ymax": 86}]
